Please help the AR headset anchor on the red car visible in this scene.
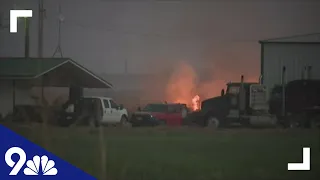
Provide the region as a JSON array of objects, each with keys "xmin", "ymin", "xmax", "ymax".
[{"xmin": 130, "ymin": 103, "xmax": 189, "ymax": 127}]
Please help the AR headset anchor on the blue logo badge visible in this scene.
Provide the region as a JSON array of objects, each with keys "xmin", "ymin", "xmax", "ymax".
[{"xmin": 0, "ymin": 125, "xmax": 97, "ymax": 179}]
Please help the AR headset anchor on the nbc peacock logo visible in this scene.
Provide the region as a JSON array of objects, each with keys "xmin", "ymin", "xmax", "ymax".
[
  {"xmin": 24, "ymin": 155, "xmax": 58, "ymax": 175},
  {"xmin": 5, "ymin": 147, "xmax": 58, "ymax": 176}
]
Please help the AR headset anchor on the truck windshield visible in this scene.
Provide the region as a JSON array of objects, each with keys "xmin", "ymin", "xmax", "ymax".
[
  {"xmin": 78, "ymin": 98, "xmax": 98, "ymax": 113},
  {"xmin": 143, "ymin": 104, "xmax": 168, "ymax": 112},
  {"xmin": 228, "ymin": 86, "xmax": 240, "ymax": 94}
]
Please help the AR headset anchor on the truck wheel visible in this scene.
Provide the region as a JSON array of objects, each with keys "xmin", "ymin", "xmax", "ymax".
[
  {"xmin": 288, "ymin": 120, "xmax": 297, "ymax": 128},
  {"xmin": 287, "ymin": 113, "xmax": 302, "ymax": 128},
  {"xmin": 120, "ymin": 116, "xmax": 130, "ymax": 127},
  {"xmin": 206, "ymin": 117, "xmax": 220, "ymax": 129}
]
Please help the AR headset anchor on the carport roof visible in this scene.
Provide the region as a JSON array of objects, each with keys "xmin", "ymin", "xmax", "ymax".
[{"xmin": 0, "ymin": 57, "xmax": 113, "ymax": 88}]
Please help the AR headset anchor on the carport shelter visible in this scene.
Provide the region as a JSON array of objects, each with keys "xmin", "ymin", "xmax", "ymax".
[{"xmin": 0, "ymin": 57, "xmax": 113, "ymax": 116}]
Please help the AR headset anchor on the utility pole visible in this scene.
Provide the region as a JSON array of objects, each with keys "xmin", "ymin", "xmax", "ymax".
[
  {"xmin": 36, "ymin": 0, "xmax": 46, "ymax": 106},
  {"xmin": 38, "ymin": 0, "xmax": 44, "ymax": 58},
  {"xmin": 25, "ymin": 17, "xmax": 30, "ymax": 58}
]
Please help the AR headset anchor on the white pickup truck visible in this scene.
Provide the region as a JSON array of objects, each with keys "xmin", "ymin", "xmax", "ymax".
[{"xmin": 72, "ymin": 96, "xmax": 129, "ymax": 127}]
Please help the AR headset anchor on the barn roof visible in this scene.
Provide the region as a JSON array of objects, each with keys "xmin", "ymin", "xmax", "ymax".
[
  {"xmin": 0, "ymin": 57, "xmax": 113, "ymax": 88},
  {"xmin": 0, "ymin": 58, "xmax": 67, "ymax": 78},
  {"xmin": 259, "ymin": 33, "xmax": 320, "ymax": 44}
]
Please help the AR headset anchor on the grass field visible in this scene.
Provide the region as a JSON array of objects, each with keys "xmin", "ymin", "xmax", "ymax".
[{"xmin": 2, "ymin": 123, "xmax": 320, "ymax": 180}]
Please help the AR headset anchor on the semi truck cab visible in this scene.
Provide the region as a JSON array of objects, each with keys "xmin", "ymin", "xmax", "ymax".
[{"xmin": 195, "ymin": 76, "xmax": 276, "ymax": 128}]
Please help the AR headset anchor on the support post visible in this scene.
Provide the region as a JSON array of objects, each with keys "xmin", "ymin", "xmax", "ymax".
[
  {"xmin": 307, "ymin": 66, "xmax": 312, "ymax": 79},
  {"xmin": 41, "ymin": 75, "xmax": 44, "ymax": 104},
  {"xmin": 24, "ymin": 18, "xmax": 30, "ymax": 58},
  {"xmin": 281, "ymin": 66, "xmax": 286, "ymax": 117},
  {"xmin": 12, "ymin": 80, "xmax": 16, "ymax": 114},
  {"xmin": 38, "ymin": 0, "xmax": 44, "ymax": 58}
]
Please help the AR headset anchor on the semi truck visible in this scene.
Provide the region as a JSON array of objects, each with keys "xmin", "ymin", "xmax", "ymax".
[
  {"xmin": 185, "ymin": 75, "xmax": 277, "ymax": 128},
  {"xmin": 186, "ymin": 66, "xmax": 320, "ymax": 129},
  {"xmin": 269, "ymin": 81, "xmax": 320, "ymax": 128},
  {"xmin": 268, "ymin": 66, "xmax": 320, "ymax": 128}
]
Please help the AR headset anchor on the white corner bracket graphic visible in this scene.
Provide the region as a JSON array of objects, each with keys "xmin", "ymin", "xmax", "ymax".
[
  {"xmin": 287, "ymin": 147, "xmax": 311, "ymax": 171},
  {"xmin": 10, "ymin": 10, "xmax": 33, "ymax": 33}
]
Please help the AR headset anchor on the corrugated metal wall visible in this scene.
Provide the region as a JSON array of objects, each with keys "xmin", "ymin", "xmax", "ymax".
[
  {"xmin": 0, "ymin": 80, "xmax": 35, "ymax": 116},
  {"xmin": 262, "ymin": 43, "xmax": 320, "ymax": 98}
]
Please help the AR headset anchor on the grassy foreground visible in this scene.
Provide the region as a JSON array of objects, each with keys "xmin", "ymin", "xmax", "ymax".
[{"xmin": 2, "ymin": 123, "xmax": 320, "ymax": 180}]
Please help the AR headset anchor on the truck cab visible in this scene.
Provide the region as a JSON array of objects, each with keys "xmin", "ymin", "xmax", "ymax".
[{"xmin": 192, "ymin": 76, "xmax": 276, "ymax": 128}]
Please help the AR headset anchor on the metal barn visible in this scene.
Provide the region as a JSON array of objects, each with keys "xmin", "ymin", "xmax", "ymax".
[{"xmin": 259, "ymin": 33, "xmax": 320, "ymax": 98}]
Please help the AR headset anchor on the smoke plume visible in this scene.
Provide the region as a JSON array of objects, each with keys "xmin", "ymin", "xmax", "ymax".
[{"xmin": 165, "ymin": 61, "xmax": 259, "ymax": 108}]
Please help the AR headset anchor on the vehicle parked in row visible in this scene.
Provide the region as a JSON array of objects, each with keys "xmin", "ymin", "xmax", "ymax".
[
  {"xmin": 130, "ymin": 103, "xmax": 189, "ymax": 127},
  {"xmin": 269, "ymin": 79, "xmax": 320, "ymax": 128},
  {"xmin": 58, "ymin": 96, "xmax": 129, "ymax": 127}
]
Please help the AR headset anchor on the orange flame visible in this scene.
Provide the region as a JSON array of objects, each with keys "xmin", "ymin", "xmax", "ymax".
[
  {"xmin": 165, "ymin": 61, "xmax": 197, "ymax": 109},
  {"xmin": 192, "ymin": 95, "xmax": 200, "ymax": 111},
  {"xmin": 165, "ymin": 61, "xmax": 259, "ymax": 111}
]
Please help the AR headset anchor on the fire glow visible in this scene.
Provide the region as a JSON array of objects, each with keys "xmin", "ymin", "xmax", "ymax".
[
  {"xmin": 192, "ymin": 95, "xmax": 200, "ymax": 111},
  {"xmin": 165, "ymin": 61, "xmax": 198, "ymax": 110},
  {"xmin": 165, "ymin": 61, "xmax": 259, "ymax": 112}
]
